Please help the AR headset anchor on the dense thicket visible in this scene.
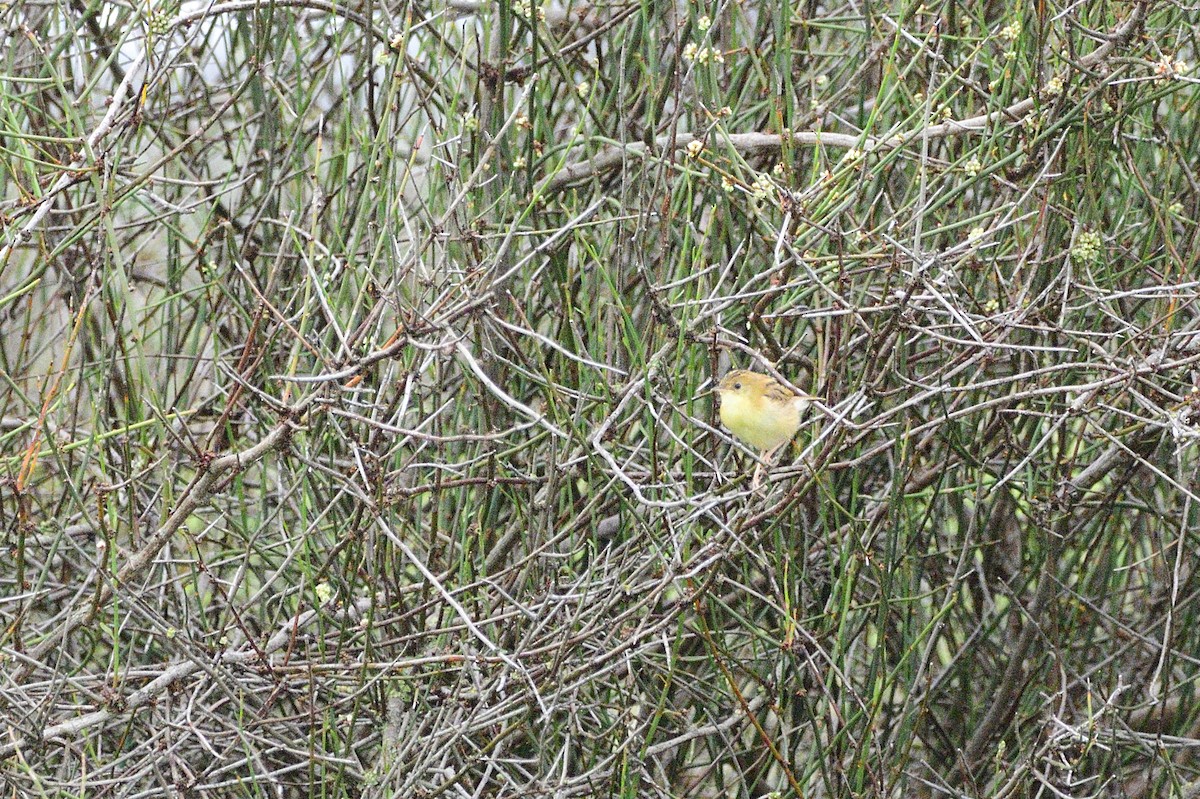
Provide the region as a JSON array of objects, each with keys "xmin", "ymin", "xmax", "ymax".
[{"xmin": 3, "ymin": 1, "xmax": 1200, "ymax": 796}]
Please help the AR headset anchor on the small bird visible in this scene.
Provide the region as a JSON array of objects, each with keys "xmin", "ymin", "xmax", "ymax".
[{"xmin": 712, "ymin": 369, "xmax": 815, "ymax": 487}]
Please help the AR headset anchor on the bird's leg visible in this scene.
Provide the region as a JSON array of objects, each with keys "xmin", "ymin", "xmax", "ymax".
[{"xmin": 751, "ymin": 446, "xmax": 780, "ymax": 491}]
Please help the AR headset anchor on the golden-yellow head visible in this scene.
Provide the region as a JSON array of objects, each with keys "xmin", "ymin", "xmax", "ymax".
[{"xmin": 713, "ymin": 369, "xmax": 812, "ymax": 453}]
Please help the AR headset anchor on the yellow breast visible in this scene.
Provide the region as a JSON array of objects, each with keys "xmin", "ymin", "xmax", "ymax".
[{"xmin": 717, "ymin": 390, "xmax": 804, "ymax": 451}]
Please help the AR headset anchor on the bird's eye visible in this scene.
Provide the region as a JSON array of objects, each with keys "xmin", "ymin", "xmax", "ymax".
[{"xmin": 733, "ymin": 382, "xmax": 742, "ymax": 390}]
